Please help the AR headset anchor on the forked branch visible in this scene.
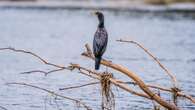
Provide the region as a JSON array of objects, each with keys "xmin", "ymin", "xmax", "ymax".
[
  {"xmin": 69, "ymin": 63, "xmax": 151, "ymax": 99},
  {"xmin": 1, "ymin": 45, "xmax": 195, "ymax": 110},
  {"xmin": 82, "ymin": 44, "xmax": 178, "ymax": 110},
  {"xmin": 116, "ymin": 39, "xmax": 178, "ymax": 88}
]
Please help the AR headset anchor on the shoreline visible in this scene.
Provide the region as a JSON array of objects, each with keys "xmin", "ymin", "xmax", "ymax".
[{"xmin": 0, "ymin": 1, "xmax": 195, "ymax": 13}]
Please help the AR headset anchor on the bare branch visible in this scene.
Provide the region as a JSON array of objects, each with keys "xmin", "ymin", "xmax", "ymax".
[
  {"xmin": 1, "ymin": 45, "xmax": 195, "ymax": 109},
  {"xmin": 116, "ymin": 39, "xmax": 178, "ymax": 87},
  {"xmin": 115, "ymin": 80, "xmax": 172, "ymax": 92},
  {"xmin": 20, "ymin": 68, "xmax": 65, "ymax": 76},
  {"xmin": 59, "ymin": 82, "xmax": 99, "ymax": 91},
  {"xmin": 20, "ymin": 70, "xmax": 49, "ymax": 75},
  {"xmin": 0, "ymin": 47, "xmax": 66, "ymax": 69},
  {"xmin": 82, "ymin": 43, "xmax": 195, "ymax": 107},
  {"xmin": 177, "ymin": 92, "xmax": 195, "ymax": 104},
  {"xmin": 0, "ymin": 106, "xmax": 7, "ymax": 110},
  {"xmin": 82, "ymin": 44, "xmax": 179, "ymax": 110},
  {"xmin": 70, "ymin": 64, "xmax": 151, "ymax": 99},
  {"xmin": 6, "ymin": 82, "xmax": 92, "ymax": 110}
]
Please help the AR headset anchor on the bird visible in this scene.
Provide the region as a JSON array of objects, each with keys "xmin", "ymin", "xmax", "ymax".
[{"xmin": 92, "ymin": 11, "xmax": 108, "ymax": 70}]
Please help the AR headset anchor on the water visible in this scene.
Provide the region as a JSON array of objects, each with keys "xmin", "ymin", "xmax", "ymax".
[{"xmin": 0, "ymin": 9, "xmax": 195, "ymax": 110}]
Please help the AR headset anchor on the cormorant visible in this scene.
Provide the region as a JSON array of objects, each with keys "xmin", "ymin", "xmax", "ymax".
[{"xmin": 92, "ymin": 11, "xmax": 108, "ymax": 70}]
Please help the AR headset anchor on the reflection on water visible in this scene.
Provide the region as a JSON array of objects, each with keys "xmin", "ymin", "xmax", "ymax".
[{"xmin": 0, "ymin": 9, "xmax": 195, "ymax": 110}]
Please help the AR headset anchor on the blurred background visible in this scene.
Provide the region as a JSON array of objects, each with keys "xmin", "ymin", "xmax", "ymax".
[
  {"xmin": 0, "ymin": 0, "xmax": 195, "ymax": 110},
  {"xmin": 0, "ymin": 0, "xmax": 195, "ymax": 4}
]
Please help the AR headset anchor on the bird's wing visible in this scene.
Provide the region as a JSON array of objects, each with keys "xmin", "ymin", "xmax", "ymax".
[{"xmin": 93, "ymin": 29, "xmax": 108, "ymax": 57}]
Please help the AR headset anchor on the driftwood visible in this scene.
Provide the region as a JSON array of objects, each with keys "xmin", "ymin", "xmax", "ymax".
[
  {"xmin": 82, "ymin": 44, "xmax": 178, "ymax": 110},
  {"xmin": 1, "ymin": 41, "xmax": 195, "ymax": 110}
]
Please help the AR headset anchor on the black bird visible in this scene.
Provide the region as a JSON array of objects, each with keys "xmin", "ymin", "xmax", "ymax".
[{"xmin": 92, "ymin": 11, "xmax": 108, "ymax": 70}]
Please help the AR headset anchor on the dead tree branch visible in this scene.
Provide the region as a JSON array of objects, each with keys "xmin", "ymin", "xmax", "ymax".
[
  {"xmin": 59, "ymin": 82, "xmax": 99, "ymax": 91},
  {"xmin": 116, "ymin": 80, "xmax": 172, "ymax": 92},
  {"xmin": 116, "ymin": 39, "xmax": 178, "ymax": 87},
  {"xmin": 6, "ymin": 82, "xmax": 92, "ymax": 110},
  {"xmin": 82, "ymin": 44, "xmax": 178, "ymax": 110},
  {"xmin": 0, "ymin": 47, "xmax": 66, "ymax": 69},
  {"xmin": 69, "ymin": 64, "xmax": 151, "ymax": 99},
  {"xmin": 20, "ymin": 68, "xmax": 65, "ymax": 76},
  {"xmin": 1, "ymin": 46, "xmax": 195, "ymax": 109},
  {"xmin": 0, "ymin": 106, "xmax": 7, "ymax": 110},
  {"xmin": 177, "ymin": 92, "xmax": 195, "ymax": 104}
]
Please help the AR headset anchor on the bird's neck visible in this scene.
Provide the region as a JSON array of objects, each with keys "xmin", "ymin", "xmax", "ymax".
[{"xmin": 98, "ymin": 21, "xmax": 104, "ymax": 28}]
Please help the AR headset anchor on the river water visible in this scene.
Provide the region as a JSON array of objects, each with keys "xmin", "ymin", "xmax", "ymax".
[{"xmin": 0, "ymin": 9, "xmax": 195, "ymax": 110}]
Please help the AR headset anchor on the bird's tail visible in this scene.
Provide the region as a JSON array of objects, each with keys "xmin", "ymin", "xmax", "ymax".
[{"xmin": 95, "ymin": 56, "xmax": 101, "ymax": 70}]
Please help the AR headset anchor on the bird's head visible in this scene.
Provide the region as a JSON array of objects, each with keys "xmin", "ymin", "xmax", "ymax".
[
  {"xmin": 91, "ymin": 11, "xmax": 104, "ymax": 27},
  {"xmin": 92, "ymin": 11, "xmax": 104, "ymax": 21}
]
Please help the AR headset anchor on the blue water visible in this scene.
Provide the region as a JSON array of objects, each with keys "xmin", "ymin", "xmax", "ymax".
[{"xmin": 0, "ymin": 9, "xmax": 195, "ymax": 110}]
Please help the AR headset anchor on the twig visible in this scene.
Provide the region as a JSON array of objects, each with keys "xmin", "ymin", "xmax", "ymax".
[
  {"xmin": 20, "ymin": 68, "xmax": 65, "ymax": 76},
  {"xmin": 20, "ymin": 70, "xmax": 49, "ymax": 75},
  {"xmin": 116, "ymin": 39, "xmax": 178, "ymax": 87},
  {"xmin": 115, "ymin": 80, "xmax": 172, "ymax": 92},
  {"xmin": 6, "ymin": 82, "xmax": 92, "ymax": 110},
  {"xmin": 69, "ymin": 63, "xmax": 101, "ymax": 79},
  {"xmin": 177, "ymin": 92, "xmax": 195, "ymax": 104},
  {"xmin": 0, "ymin": 47, "xmax": 66, "ymax": 69},
  {"xmin": 59, "ymin": 82, "xmax": 99, "ymax": 91},
  {"xmin": 0, "ymin": 106, "xmax": 7, "ymax": 110}
]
